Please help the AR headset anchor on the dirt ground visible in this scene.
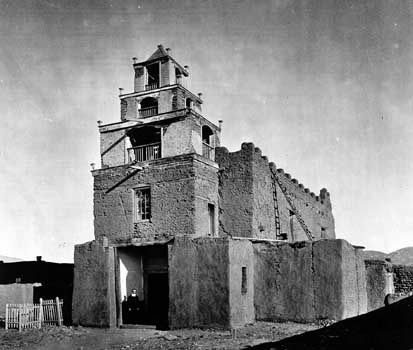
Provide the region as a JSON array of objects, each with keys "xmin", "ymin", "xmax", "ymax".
[{"xmin": 0, "ymin": 322, "xmax": 319, "ymax": 350}]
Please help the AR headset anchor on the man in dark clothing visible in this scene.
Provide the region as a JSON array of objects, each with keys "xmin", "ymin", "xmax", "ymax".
[{"xmin": 127, "ymin": 288, "xmax": 141, "ymax": 324}]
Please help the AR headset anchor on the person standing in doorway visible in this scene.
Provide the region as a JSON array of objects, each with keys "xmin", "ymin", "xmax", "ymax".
[{"xmin": 127, "ymin": 288, "xmax": 141, "ymax": 324}]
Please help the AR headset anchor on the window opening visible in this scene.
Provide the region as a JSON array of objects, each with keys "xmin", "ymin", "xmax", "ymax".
[
  {"xmin": 241, "ymin": 266, "xmax": 247, "ymax": 294},
  {"xmin": 127, "ymin": 126, "xmax": 161, "ymax": 163},
  {"xmin": 321, "ymin": 227, "xmax": 326, "ymax": 239},
  {"xmin": 208, "ymin": 203, "xmax": 215, "ymax": 236},
  {"xmin": 135, "ymin": 188, "xmax": 151, "ymax": 221},
  {"xmin": 175, "ymin": 67, "xmax": 182, "ymax": 85},
  {"xmin": 146, "ymin": 63, "xmax": 159, "ymax": 90},
  {"xmin": 289, "ymin": 210, "xmax": 295, "ymax": 241},
  {"xmin": 202, "ymin": 125, "xmax": 214, "ymax": 160}
]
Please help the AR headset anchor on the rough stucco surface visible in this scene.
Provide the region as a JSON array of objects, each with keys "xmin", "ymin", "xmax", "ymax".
[
  {"xmin": 365, "ymin": 260, "xmax": 388, "ymax": 311},
  {"xmin": 216, "ymin": 143, "xmax": 335, "ymax": 242},
  {"xmin": 252, "ymin": 150, "xmax": 276, "ymax": 239},
  {"xmin": 228, "ymin": 240, "xmax": 255, "ymax": 327},
  {"xmin": 253, "ymin": 241, "xmax": 314, "ymax": 322},
  {"xmin": 312, "ymin": 240, "xmax": 343, "ymax": 320},
  {"xmin": 0, "ymin": 284, "xmax": 34, "ymax": 317},
  {"xmin": 275, "ymin": 171, "xmax": 335, "ymax": 240},
  {"xmin": 101, "ymin": 129, "xmax": 126, "ymax": 168},
  {"xmin": 93, "ymin": 154, "xmax": 217, "ymax": 244},
  {"xmin": 254, "ymin": 239, "xmax": 366, "ymax": 323},
  {"xmin": 168, "ymin": 237, "xmax": 230, "ymax": 329},
  {"xmin": 216, "ymin": 145, "xmax": 254, "ymax": 238},
  {"xmin": 72, "ymin": 239, "xmax": 116, "ymax": 327},
  {"xmin": 392, "ymin": 264, "xmax": 413, "ymax": 294}
]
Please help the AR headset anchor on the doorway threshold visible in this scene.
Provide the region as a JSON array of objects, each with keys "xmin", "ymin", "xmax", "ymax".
[{"xmin": 120, "ymin": 324, "xmax": 157, "ymax": 329}]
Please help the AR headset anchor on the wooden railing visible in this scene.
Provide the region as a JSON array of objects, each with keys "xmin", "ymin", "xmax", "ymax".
[
  {"xmin": 145, "ymin": 82, "xmax": 159, "ymax": 90},
  {"xmin": 5, "ymin": 297, "xmax": 63, "ymax": 331},
  {"xmin": 128, "ymin": 142, "xmax": 161, "ymax": 162},
  {"xmin": 139, "ymin": 106, "xmax": 158, "ymax": 118},
  {"xmin": 202, "ymin": 142, "xmax": 214, "ymax": 161}
]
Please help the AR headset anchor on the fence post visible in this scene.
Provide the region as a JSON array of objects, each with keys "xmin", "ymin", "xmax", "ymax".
[
  {"xmin": 5, "ymin": 304, "xmax": 8, "ymax": 330},
  {"xmin": 39, "ymin": 298, "xmax": 43, "ymax": 329},
  {"xmin": 18, "ymin": 305, "xmax": 22, "ymax": 332},
  {"xmin": 56, "ymin": 297, "xmax": 62, "ymax": 326}
]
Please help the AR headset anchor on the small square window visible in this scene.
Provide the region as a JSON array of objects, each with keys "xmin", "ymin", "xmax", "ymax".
[{"xmin": 135, "ymin": 187, "xmax": 151, "ymax": 221}]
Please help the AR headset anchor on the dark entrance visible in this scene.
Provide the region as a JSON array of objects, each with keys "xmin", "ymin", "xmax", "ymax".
[
  {"xmin": 117, "ymin": 244, "xmax": 169, "ymax": 329},
  {"xmin": 147, "ymin": 273, "xmax": 169, "ymax": 329}
]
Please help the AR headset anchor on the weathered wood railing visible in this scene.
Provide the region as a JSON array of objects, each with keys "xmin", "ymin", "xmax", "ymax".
[
  {"xmin": 128, "ymin": 142, "xmax": 161, "ymax": 162},
  {"xmin": 5, "ymin": 297, "xmax": 63, "ymax": 331},
  {"xmin": 202, "ymin": 142, "xmax": 214, "ymax": 161},
  {"xmin": 145, "ymin": 82, "xmax": 159, "ymax": 90},
  {"xmin": 139, "ymin": 106, "xmax": 158, "ymax": 117}
]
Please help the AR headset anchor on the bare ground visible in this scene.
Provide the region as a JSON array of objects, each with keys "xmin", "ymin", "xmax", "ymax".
[{"xmin": 0, "ymin": 322, "xmax": 319, "ymax": 350}]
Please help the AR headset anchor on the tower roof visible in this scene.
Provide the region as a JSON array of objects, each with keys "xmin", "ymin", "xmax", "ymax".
[
  {"xmin": 147, "ymin": 45, "xmax": 169, "ymax": 61},
  {"xmin": 134, "ymin": 45, "xmax": 189, "ymax": 77}
]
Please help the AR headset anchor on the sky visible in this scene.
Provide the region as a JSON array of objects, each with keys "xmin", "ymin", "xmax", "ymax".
[{"xmin": 0, "ymin": 0, "xmax": 412, "ymax": 263}]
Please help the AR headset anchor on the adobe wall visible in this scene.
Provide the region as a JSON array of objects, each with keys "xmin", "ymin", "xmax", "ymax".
[
  {"xmin": 253, "ymin": 239, "xmax": 366, "ymax": 322},
  {"xmin": 365, "ymin": 260, "xmax": 389, "ymax": 311},
  {"xmin": 274, "ymin": 167, "xmax": 335, "ymax": 240},
  {"xmin": 72, "ymin": 239, "xmax": 116, "ymax": 327},
  {"xmin": 253, "ymin": 241, "xmax": 314, "ymax": 321},
  {"xmin": 162, "ymin": 117, "xmax": 199, "ymax": 158},
  {"xmin": 392, "ymin": 264, "xmax": 413, "ymax": 294},
  {"xmin": 228, "ymin": 239, "xmax": 255, "ymax": 327},
  {"xmin": 215, "ymin": 145, "xmax": 254, "ymax": 238},
  {"xmin": 168, "ymin": 237, "xmax": 230, "ymax": 329},
  {"xmin": 120, "ymin": 96, "xmax": 138, "ymax": 121},
  {"xmin": 194, "ymin": 161, "xmax": 219, "ymax": 237},
  {"xmin": 216, "ymin": 143, "xmax": 335, "ymax": 241},
  {"xmin": 0, "ymin": 283, "xmax": 34, "ymax": 318},
  {"xmin": 313, "ymin": 240, "xmax": 366, "ymax": 319},
  {"xmin": 100, "ymin": 128, "xmax": 127, "ymax": 168},
  {"xmin": 93, "ymin": 155, "xmax": 217, "ymax": 244}
]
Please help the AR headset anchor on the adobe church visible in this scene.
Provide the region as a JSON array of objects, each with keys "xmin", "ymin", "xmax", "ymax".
[{"xmin": 72, "ymin": 45, "xmax": 368, "ymax": 329}]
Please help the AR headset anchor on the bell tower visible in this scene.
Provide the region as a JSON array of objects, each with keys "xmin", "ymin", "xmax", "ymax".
[
  {"xmin": 99, "ymin": 44, "xmax": 220, "ymax": 167},
  {"xmin": 93, "ymin": 45, "xmax": 221, "ymax": 243}
]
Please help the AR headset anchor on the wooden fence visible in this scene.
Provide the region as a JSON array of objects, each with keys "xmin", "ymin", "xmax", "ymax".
[{"xmin": 5, "ymin": 297, "xmax": 63, "ymax": 331}]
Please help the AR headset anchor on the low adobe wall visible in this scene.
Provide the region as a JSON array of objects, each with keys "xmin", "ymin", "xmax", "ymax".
[
  {"xmin": 168, "ymin": 237, "xmax": 230, "ymax": 329},
  {"xmin": 0, "ymin": 283, "xmax": 34, "ymax": 318},
  {"xmin": 364, "ymin": 260, "xmax": 389, "ymax": 311},
  {"xmin": 72, "ymin": 239, "xmax": 116, "ymax": 327},
  {"xmin": 168, "ymin": 237, "xmax": 254, "ymax": 329},
  {"xmin": 254, "ymin": 239, "xmax": 367, "ymax": 322}
]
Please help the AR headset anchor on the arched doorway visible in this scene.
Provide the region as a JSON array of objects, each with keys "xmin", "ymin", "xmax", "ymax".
[
  {"xmin": 139, "ymin": 97, "xmax": 158, "ymax": 118},
  {"xmin": 201, "ymin": 125, "xmax": 214, "ymax": 160}
]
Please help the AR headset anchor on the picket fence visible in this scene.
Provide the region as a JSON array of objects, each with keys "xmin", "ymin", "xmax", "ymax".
[{"xmin": 5, "ymin": 297, "xmax": 63, "ymax": 331}]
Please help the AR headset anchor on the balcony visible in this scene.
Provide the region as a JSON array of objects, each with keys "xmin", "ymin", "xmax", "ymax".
[
  {"xmin": 128, "ymin": 143, "xmax": 161, "ymax": 162},
  {"xmin": 145, "ymin": 82, "xmax": 159, "ymax": 91},
  {"xmin": 139, "ymin": 106, "xmax": 158, "ymax": 118},
  {"xmin": 202, "ymin": 142, "xmax": 214, "ymax": 161}
]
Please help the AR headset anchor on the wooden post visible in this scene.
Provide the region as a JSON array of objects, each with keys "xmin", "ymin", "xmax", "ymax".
[
  {"xmin": 114, "ymin": 247, "xmax": 122, "ymax": 327},
  {"xmin": 18, "ymin": 305, "xmax": 22, "ymax": 332},
  {"xmin": 160, "ymin": 127, "xmax": 163, "ymax": 158},
  {"xmin": 5, "ymin": 304, "xmax": 8, "ymax": 330},
  {"xmin": 56, "ymin": 297, "xmax": 62, "ymax": 326},
  {"xmin": 39, "ymin": 298, "xmax": 43, "ymax": 328}
]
